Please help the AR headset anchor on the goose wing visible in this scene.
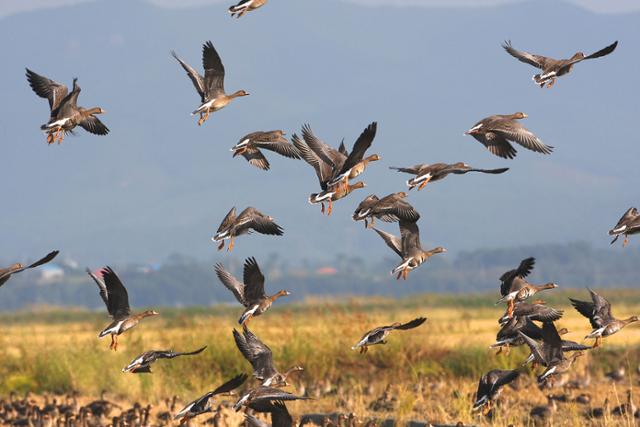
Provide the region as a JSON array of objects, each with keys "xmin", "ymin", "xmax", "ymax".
[
  {"xmin": 233, "ymin": 327, "xmax": 278, "ymax": 380},
  {"xmin": 337, "ymin": 122, "xmax": 377, "ymax": 176},
  {"xmin": 171, "ymin": 50, "xmax": 206, "ymax": 102},
  {"xmin": 79, "ymin": 116, "xmax": 109, "ymax": 135},
  {"xmin": 372, "ymin": 227, "xmax": 402, "ymax": 258},
  {"xmin": 25, "ymin": 69, "xmax": 68, "ymax": 111},
  {"xmin": 501, "ymin": 41, "xmax": 549, "ymax": 69},
  {"xmin": 102, "ymin": 266, "xmax": 131, "ymax": 319},
  {"xmin": 202, "ymin": 41, "xmax": 226, "ymax": 99},
  {"xmin": 243, "ymin": 257, "xmax": 266, "ymax": 302},
  {"xmin": 215, "ymin": 263, "xmax": 246, "ymax": 305}
]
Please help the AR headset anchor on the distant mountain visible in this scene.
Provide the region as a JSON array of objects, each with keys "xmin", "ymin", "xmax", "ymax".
[
  {"xmin": 1, "ymin": 242, "xmax": 639, "ymax": 311},
  {"xmin": 0, "ymin": 0, "xmax": 638, "ymax": 265}
]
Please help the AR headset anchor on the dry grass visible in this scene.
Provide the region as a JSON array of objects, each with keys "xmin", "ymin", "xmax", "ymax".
[{"xmin": 0, "ymin": 293, "xmax": 639, "ymax": 426}]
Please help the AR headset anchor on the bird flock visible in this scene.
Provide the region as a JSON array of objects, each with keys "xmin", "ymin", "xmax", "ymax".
[{"xmin": 1, "ymin": 1, "xmax": 638, "ymax": 425}]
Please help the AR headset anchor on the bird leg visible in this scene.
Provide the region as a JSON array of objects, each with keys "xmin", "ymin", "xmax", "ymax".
[
  {"xmin": 327, "ymin": 199, "xmax": 333, "ymax": 216},
  {"xmin": 109, "ymin": 334, "xmax": 115, "ymax": 350},
  {"xmin": 217, "ymin": 240, "xmax": 225, "ymax": 251},
  {"xmin": 623, "ymin": 237, "xmax": 629, "ymax": 247},
  {"xmin": 482, "ymin": 401, "xmax": 492, "ymax": 416},
  {"xmin": 507, "ymin": 300, "xmax": 515, "ymax": 318},
  {"xmin": 46, "ymin": 132, "xmax": 54, "ymax": 145},
  {"xmin": 367, "ymin": 217, "xmax": 375, "ymax": 229},
  {"xmin": 593, "ymin": 336, "xmax": 602, "ymax": 348},
  {"xmin": 113, "ymin": 335, "xmax": 119, "ymax": 351},
  {"xmin": 402, "ymin": 268, "xmax": 409, "ymax": 280},
  {"xmin": 417, "ymin": 176, "xmax": 432, "ymax": 191},
  {"xmin": 546, "ymin": 78, "xmax": 556, "ymax": 89},
  {"xmin": 227, "ymin": 238, "xmax": 235, "ymax": 252},
  {"xmin": 495, "ymin": 346, "xmax": 503, "ymax": 356},
  {"xmin": 242, "ymin": 313, "xmax": 253, "ymax": 327},
  {"xmin": 321, "ymin": 202, "xmax": 326, "ymax": 215},
  {"xmin": 56, "ymin": 130, "xmax": 66, "ymax": 144}
]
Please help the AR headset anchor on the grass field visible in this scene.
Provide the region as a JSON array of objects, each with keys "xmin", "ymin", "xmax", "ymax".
[{"xmin": 1, "ymin": 290, "xmax": 640, "ymax": 426}]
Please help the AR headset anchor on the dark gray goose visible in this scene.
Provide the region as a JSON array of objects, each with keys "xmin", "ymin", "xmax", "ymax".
[
  {"xmin": 570, "ymin": 288, "xmax": 638, "ymax": 347},
  {"xmin": 171, "ymin": 41, "xmax": 249, "ymax": 126},
  {"xmin": 233, "ymin": 326, "xmax": 303, "ymax": 386},
  {"xmin": 352, "ymin": 317, "xmax": 426, "ymax": 354},
  {"xmin": 212, "ymin": 207, "xmax": 283, "ymax": 251},
  {"xmin": 373, "ymin": 221, "xmax": 446, "ymax": 280},
  {"xmin": 87, "ymin": 267, "xmax": 159, "ymax": 351},
  {"xmin": 215, "ymin": 257, "xmax": 290, "ymax": 326},
  {"xmin": 465, "ymin": 113, "xmax": 552, "ymax": 159},
  {"xmin": 389, "ymin": 162, "xmax": 508, "ymax": 191},
  {"xmin": 26, "ymin": 69, "xmax": 108, "ymax": 144},
  {"xmin": 231, "ymin": 131, "xmax": 300, "ymax": 170},
  {"xmin": 518, "ymin": 321, "xmax": 584, "ymax": 385},
  {"xmin": 609, "ymin": 207, "xmax": 640, "ymax": 247},
  {"xmin": 174, "ymin": 373, "xmax": 247, "ymax": 424},
  {"xmin": 502, "ymin": 40, "xmax": 618, "ymax": 88},
  {"xmin": 352, "ymin": 192, "xmax": 420, "ymax": 228},
  {"xmin": 0, "ymin": 250, "xmax": 58, "ymax": 288},
  {"xmin": 122, "ymin": 346, "xmax": 207, "ymax": 373},
  {"xmin": 472, "ymin": 369, "xmax": 520, "ymax": 415}
]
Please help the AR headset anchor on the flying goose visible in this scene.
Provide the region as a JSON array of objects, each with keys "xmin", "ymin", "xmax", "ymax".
[
  {"xmin": 389, "ymin": 162, "xmax": 509, "ymax": 191},
  {"xmin": 352, "ymin": 317, "xmax": 426, "ymax": 354},
  {"xmin": 0, "ymin": 250, "xmax": 59, "ymax": 288},
  {"xmin": 87, "ymin": 267, "xmax": 159, "ymax": 351},
  {"xmin": 174, "ymin": 373, "xmax": 247, "ymax": 424},
  {"xmin": 372, "ymin": 220, "xmax": 446, "ymax": 280},
  {"xmin": 609, "ymin": 207, "xmax": 640, "ymax": 247},
  {"xmin": 215, "ymin": 257, "xmax": 290, "ymax": 326},
  {"xmin": 496, "ymin": 257, "xmax": 558, "ymax": 318},
  {"xmin": 229, "ymin": 0, "xmax": 267, "ymax": 18},
  {"xmin": 233, "ymin": 326, "xmax": 303, "ymax": 386},
  {"xmin": 570, "ymin": 288, "xmax": 638, "ymax": 348},
  {"xmin": 352, "ymin": 192, "xmax": 420, "ymax": 228},
  {"xmin": 171, "ymin": 41, "xmax": 248, "ymax": 126},
  {"xmin": 502, "ymin": 40, "xmax": 618, "ymax": 88},
  {"xmin": 231, "ymin": 130, "xmax": 300, "ymax": 170},
  {"xmin": 26, "ymin": 69, "xmax": 108, "ymax": 144},
  {"xmin": 518, "ymin": 322, "xmax": 584, "ymax": 385},
  {"xmin": 212, "ymin": 207, "xmax": 283, "ymax": 252},
  {"xmin": 465, "ymin": 113, "xmax": 552, "ymax": 159},
  {"xmin": 472, "ymin": 369, "xmax": 520, "ymax": 415},
  {"xmin": 122, "ymin": 346, "xmax": 207, "ymax": 373}
]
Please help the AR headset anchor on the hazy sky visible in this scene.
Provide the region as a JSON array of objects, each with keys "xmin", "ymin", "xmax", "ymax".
[{"xmin": 0, "ymin": 0, "xmax": 638, "ymax": 265}]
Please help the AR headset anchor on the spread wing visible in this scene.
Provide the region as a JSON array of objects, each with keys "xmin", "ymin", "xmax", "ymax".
[
  {"xmin": 389, "ymin": 165, "xmax": 424, "ymax": 175},
  {"xmin": 233, "ymin": 327, "xmax": 277, "ymax": 380},
  {"xmin": 215, "ymin": 263, "xmax": 246, "ymax": 305},
  {"xmin": 501, "ymin": 41, "xmax": 548, "ymax": 69},
  {"xmin": 500, "ymin": 257, "xmax": 535, "ymax": 296},
  {"xmin": 243, "ymin": 257, "xmax": 266, "ymax": 302},
  {"xmin": 25, "ymin": 68, "xmax": 69, "ymax": 111},
  {"xmin": 217, "ymin": 207, "xmax": 237, "ymax": 233},
  {"xmin": 212, "ymin": 373, "xmax": 248, "ymax": 395},
  {"xmin": 495, "ymin": 124, "xmax": 553, "ymax": 155},
  {"xmin": 102, "ymin": 267, "xmax": 131, "ymax": 319},
  {"xmin": 393, "ymin": 317, "xmax": 427, "ymax": 330},
  {"xmin": 541, "ymin": 321, "xmax": 563, "ymax": 362},
  {"xmin": 292, "ymin": 132, "xmax": 332, "ymax": 189},
  {"xmin": 338, "ymin": 122, "xmax": 377, "ymax": 175},
  {"xmin": 202, "ymin": 41, "xmax": 226, "ymax": 99},
  {"xmin": 79, "ymin": 116, "xmax": 110, "ymax": 135},
  {"xmin": 86, "ymin": 268, "xmax": 109, "ymax": 308},
  {"xmin": 242, "ymin": 148, "xmax": 271, "ymax": 171},
  {"xmin": 171, "ymin": 50, "xmax": 206, "ymax": 102},
  {"xmin": 237, "ymin": 208, "xmax": 284, "ymax": 237},
  {"xmin": 301, "ymin": 124, "xmax": 345, "ymax": 178},
  {"xmin": 372, "ymin": 227, "xmax": 402, "ymax": 258},
  {"xmin": 569, "ymin": 40, "xmax": 618, "ymax": 65},
  {"xmin": 470, "ymin": 132, "xmax": 518, "ymax": 160},
  {"xmin": 400, "ymin": 220, "xmax": 421, "ymax": 255},
  {"xmin": 518, "ymin": 331, "xmax": 547, "ymax": 364}
]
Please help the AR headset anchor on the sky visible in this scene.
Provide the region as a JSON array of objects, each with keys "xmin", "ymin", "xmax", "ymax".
[{"xmin": 0, "ymin": 0, "xmax": 639, "ymax": 265}]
